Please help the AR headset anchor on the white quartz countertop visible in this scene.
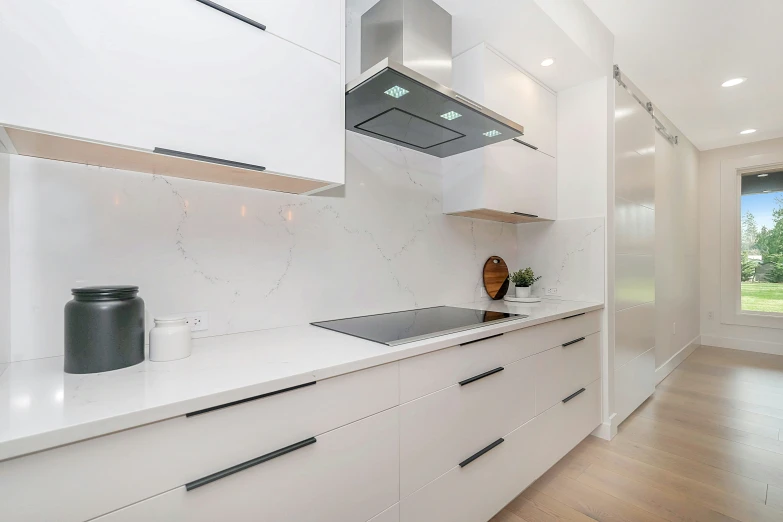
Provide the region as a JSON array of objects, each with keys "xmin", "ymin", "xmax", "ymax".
[{"xmin": 0, "ymin": 298, "xmax": 602, "ymax": 461}]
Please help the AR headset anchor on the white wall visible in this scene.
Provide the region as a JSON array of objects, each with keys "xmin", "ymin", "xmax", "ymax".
[
  {"xmin": 700, "ymin": 137, "xmax": 783, "ymax": 355},
  {"xmin": 4, "ymin": 133, "xmax": 518, "ymax": 363}
]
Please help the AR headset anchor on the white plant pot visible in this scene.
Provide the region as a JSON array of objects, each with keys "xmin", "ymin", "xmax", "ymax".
[{"xmin": 515, "ymin": 286, "xmax": 531, "ymax": 298}]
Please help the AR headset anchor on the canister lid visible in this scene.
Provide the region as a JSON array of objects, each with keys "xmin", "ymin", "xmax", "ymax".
[{"xmin": 71, "ymin": 286, "xmax": 139, "ymax": 301}]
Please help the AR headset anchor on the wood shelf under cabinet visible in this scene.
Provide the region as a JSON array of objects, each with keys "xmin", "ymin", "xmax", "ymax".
[
  {"xmin": 0, "ymin": 125, "xmax": 332, "ymax": 195},
  {"xmin": 447, "ymin": 208, "xmax": 553, "ymax": 224}
]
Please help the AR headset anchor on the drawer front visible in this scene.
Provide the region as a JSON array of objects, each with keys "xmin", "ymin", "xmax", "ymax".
[
  {"xmin": 400, "ymin": 356, "xmax": 535, "ymax": 497},
  {"xmin": 369, "ymin": 504, "xmax": 400, "ymax": 522},
  {"xmin": 400, "ymin": 415, "xmax": 543, "ymax": 522},
  {"xmin": 94, "ymin": 408, "xmax": 400, "ymax": 522},
  {"xmin": 400, "ymin": 310, "xmax": 601, "ymax": 402},
  {"xmin": 535, "ymin": 378, "xmax": 602, "ymax": 468},
  {"xmin": 0, "ymin": 363, "xmax": 398, "ymax": 522},
  {"xmin": 535, "ymin": 332, "xmax": 601, "ymax": 414}
]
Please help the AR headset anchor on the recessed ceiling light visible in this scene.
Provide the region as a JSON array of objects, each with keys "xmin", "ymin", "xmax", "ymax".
[
  {"xmin": 384, "ymin": 85, "xmax": 409, "ymax": 98},
  {"xmin": 740, "ymin": 129, "xmax": 757, "ymax": 135},
  {"xmin": 483, "ymin": 130, "xmax": 501, "ymax": 137},
  {"xmin": 440, "ymin": 111, "xmax": 462, "ymax": 121},
  {"xmin": 721, "ymin": 77, "xmax": 747, "ymax": 87},
  {"xmin": 541, "ymin": 58, "xmax": 555, "ymax": 67},
  {"xmin": 758, "ymin": 173, "xmax": 769, "ymax": 177}
]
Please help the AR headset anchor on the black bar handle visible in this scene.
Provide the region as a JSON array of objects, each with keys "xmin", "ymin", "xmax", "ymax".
[
  {"xmin": 562, "ymin": 388, "xmax": 586, "ymax": 403},
  {"xmin": 194, "ymin": 0, "xmax": 267, "ymax": 31},
  {"xmin": 186, "ymin": 437, "xmax": 316, "ymax": 491},
  {"xmin": 459, "ymin": 438, "xmax": 504, "ymax": 468},
  {"xmin": 460, "ymin": 333, "xmax": 503, "ymax": 346},
  {"xmin": 562, "ymin": 337, "xmax": 586, "ymax": 347},
  {"xmin": 561, "ymin": 313, "xmax": 585, "ymax": 320},
  {"xmin": 459, "ymin": 367, "xmax": 504, "ymax": 386},
  {"xmin": 512, "ymin": 212, "xmax": 539, "ymax": 218},
  {"xmin": 155, "ymin": 148, "xmax": 266, "ymax": 172},
  {"xmin": 512, "ymin": 138, "xmax": 539, "ymax": 150},
  {"xmin": 187, "ymin": 381, "xmax": 316, "ymax": 417}
]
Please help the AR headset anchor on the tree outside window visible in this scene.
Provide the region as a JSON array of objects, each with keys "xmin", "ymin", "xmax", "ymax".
[{"xmin": 740, "ymin": 173, "xmax": 783, "ymax": 313}]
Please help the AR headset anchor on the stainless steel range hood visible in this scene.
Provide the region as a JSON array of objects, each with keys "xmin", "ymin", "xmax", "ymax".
[{"xmin": 345, "ymin": 0, "xmax": 524, "ymax": 158}]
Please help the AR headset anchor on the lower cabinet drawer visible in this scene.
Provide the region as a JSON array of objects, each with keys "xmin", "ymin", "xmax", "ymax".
[
  {"xmin": 400, "ymin": 415, "xmax": 543, "ymax": 522},
  {"xmin": 534, "ymin": 332, "xmax": 601, "ymax": 414},
  {"xmin": 0, "ymin": 363, "xmax": 399, "ymax": 522},
  {"xmin": 370, "ymin": 504, "xmax": 400, "ymax": 522},
  {"xmin": 400, "ymin": 378, "xmax": 602, "ymax": 522},
  {"xmin": 94, "ymin": 408, "xmax": 400, "ymax": 522},
  {"xmin": 399, "ymin": 310, "xmax": 601, "ymax": 402},
  {"xmin": 535, "ymin": 378, "xmax": 602, "ymax": 467},
  {"xmin": 399, "ymin": 355, "xmax": 535, "ymax": 497}
]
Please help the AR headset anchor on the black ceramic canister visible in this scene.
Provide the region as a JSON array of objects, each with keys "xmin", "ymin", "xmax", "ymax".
[{"xmin": 64, "ymin": 286, "xmax": 145, "ymax": 374}]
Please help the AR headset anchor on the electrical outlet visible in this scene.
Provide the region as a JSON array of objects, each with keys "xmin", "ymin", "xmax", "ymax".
[
  {"xmin": 672, "ymin": 322, "xmax": 676, "ymax": 335},
  {"xmin": 480, "ymin": 287, "xmax": 487, "ymax": 298},
  {"xmin": 183, "ymin": 311, "xmax": 209, "ymax": 332},
  {"xmin": 708, "ymin": 311, "xmax": 714, "ymax": 320},
  {"xmin": 546, "ymin": 287, "xmax": 558, "ymax": 296}
]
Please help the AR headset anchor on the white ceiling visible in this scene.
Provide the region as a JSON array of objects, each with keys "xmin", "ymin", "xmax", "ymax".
[
  {"xmin": 584, "ymin": 0, "xmax": 783, "ymax": 151},
  {"xmin": 347, "ymin": 0, "xmax": 603, "ymax": 93}
]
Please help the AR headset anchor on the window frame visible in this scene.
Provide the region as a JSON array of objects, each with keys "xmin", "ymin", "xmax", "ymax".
[{"xmin": 720, "ymin": 152, "xmax": 783, "ymax": 329}]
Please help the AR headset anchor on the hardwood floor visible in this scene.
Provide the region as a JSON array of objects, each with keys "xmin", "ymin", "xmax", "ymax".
[{"xmin": 492, "ymin": 345, "xmax": 783, "ymax": 522}]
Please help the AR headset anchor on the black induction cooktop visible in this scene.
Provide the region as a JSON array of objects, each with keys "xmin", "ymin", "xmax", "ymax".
[{"xmin": 311, "ymin": 306, "xmax": 526, "ymax": 346}]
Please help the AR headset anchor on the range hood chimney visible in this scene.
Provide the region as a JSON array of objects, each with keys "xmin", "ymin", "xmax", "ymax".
[{"xmin": 345, "ymin": 0, "xmax": 524, "ymax": 158}]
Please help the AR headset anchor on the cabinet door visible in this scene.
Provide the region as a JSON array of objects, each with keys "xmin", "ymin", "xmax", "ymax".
[
  {"xmin": 484, "ymin": 141, "xmax": 557, "ymax": 220},
  {"xmin": 94, "ymin": 408, "xmax": 400, "ymax": 522},
  {"xmin": 0, "ymin": 0, "xmax": 344, "ymax": 185},
  {"xmin": 216, "ymin": 0, "xmax": 342, "ymax": 63},
  {"xmin": 482, "ymin": 47, "xmax": 557, "ymax": 157}
]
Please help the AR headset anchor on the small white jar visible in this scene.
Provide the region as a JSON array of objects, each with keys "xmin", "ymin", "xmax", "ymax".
[{"xmin": 149, "ymin": 316, "xmax": 192, "ymax": 362}]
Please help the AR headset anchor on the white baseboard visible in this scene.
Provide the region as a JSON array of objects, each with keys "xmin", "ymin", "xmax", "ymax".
[
  {"xmin": 701, "ymin": 335, "xmax": 783, "ymax": 356},
  {"xmin": 655, "ymin": 335, "xmax": 700, "ymax": 384},
  {"xmin": 591, "ymin": 413, "xmax": 617, "ymax": 440}
]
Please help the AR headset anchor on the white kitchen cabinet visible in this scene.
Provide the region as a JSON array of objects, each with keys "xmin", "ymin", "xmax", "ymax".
[
  {"xmin": 444, "ymin": 42, "xmax": 557, "ymax": 223},
  {"xmin": 217, "ymin": 0, "xmax": 342, "ymax": 63},
  {"xmin": 93, "ymin": 408, "xmax": 400, "ymax": 522},
  {"xmin": 0, "ymin": 0, "xmax": 344, "ymax": 190},
  {"xmin": 443, "ymin": 140, "xmax": 557, "ymax": 221},
  {"xmin": 400, "ymin": 415, "xmax": 544, "ymax": 522},
  {"xmin": 399, "ymin": 310, "xmax": 601, "ymax": 402},
  {"xmin": 399, "ymin": 355, "xmax": 536, "ymax": 497},
  {"xmin": 534, "ymin": 332, "xmax": 601, "ymax": 414},
  {"xmin": 0, "ymin": 363, "xmax": 398, "ymax": 522}
]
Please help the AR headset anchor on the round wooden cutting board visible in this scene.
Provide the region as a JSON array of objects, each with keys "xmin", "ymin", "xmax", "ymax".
[{"xmin": 483, "ymin": 256, "xmax": 509, "ymax": 300}]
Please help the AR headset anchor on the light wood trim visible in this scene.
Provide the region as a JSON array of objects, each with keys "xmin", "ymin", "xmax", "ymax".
[
  {"xmin": 3, "ymin": 126, "xmax": 331, "ymax": 194},
  {"xmin": 447, "ymin": 208, "xmax": 553, "ymax": 224}
]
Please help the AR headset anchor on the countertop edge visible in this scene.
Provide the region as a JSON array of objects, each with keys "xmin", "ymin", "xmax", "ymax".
[{"xmin": 0, "ymin": 301, "xmax": 603, "ymax": 461}]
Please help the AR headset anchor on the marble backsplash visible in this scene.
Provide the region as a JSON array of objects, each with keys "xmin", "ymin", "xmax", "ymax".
[
  {"xmin": 5, "ymin": 133, "xmax": 521, "ymax": 362},
  {"xmin": 516, "ymin": 217, "xmax": 606, "ymax": 302}
]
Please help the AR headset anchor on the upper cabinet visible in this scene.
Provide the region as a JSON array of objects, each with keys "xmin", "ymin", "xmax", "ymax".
[
  {"xmin": 0, "ymin": 0, "xmax": 345, "ymax": 193},
  {"xmin": 217, "ymin": 0, "xmax": 342, "ymax": 63},
  {"xmin": 443, "ymin": 43, "xmax": 557, "ymax": 223}
]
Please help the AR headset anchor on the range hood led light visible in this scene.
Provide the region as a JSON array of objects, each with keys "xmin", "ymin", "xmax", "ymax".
[
  {"xmin": 384, "ymin": 86, "xmax": 409, "ymax": 98},
  {"xmin": 440, "ymin": 111, "xmax": 462, "ymax": 120},
  {"xmin": 483, "ymin": 130, "xmax": 501, "ymax": 137}
]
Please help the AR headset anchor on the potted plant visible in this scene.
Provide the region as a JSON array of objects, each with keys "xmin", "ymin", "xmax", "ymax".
[{"xmin": 509, "ymin": 267, "xmax": 541, "ymax": 298}]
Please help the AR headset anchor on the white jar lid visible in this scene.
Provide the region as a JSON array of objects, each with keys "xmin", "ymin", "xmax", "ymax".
[{"xmin": 154, "ymin": 315, "xmax": 188, "ymax": 326}]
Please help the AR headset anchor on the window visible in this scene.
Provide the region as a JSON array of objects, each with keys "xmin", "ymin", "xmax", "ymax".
[{"xmin": 740, "ymin": 170, "xmax": 783, "ymax": 314}]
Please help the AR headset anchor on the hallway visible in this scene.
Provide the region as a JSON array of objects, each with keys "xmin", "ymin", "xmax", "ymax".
[{"xmin": 493, "ymin": 345, "xmax": 783, "ymax": 521}]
